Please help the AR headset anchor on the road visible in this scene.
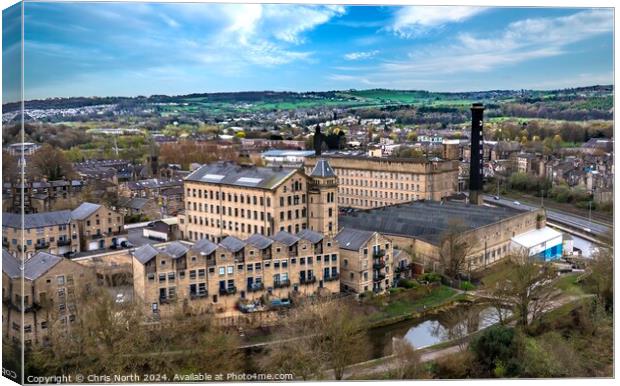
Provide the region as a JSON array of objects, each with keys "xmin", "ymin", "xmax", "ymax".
[{"xmin": 483, "ymin": 195, "xmax": 611, "ymax": 239}]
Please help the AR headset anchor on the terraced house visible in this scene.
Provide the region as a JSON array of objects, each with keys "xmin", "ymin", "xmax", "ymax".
[
  {"xmin": 132, "ymin": 229, "xmax": 340, "ymax": 316},
  {"xmin": 2, "ymin": 249, "xmax": 96, "ymax": 345},
  {"xmin": 181, "ymin": 159, "xmax": 338, "ymax": 242},
  {"xmin": 2, "ymin": 211, "xmax": 79, "ymax": 259},
  {"xmin": 335, "ymin": 228, "xmax": 394, "ymax": 294},
  {"xmin": 71, "ymin": 202, "xmax": 126, "ymax": 251}
]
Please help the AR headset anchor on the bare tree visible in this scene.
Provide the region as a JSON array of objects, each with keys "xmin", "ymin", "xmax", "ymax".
[
  {"xmin": 29, "ymin": 144, "xmax": 76, "ymax": 181},
  {"xmin": 438, "ymin": 220, "xmax": 474, "ymax": 280},
  {"xmin": 490, "ymin": 250, "xmax": 558, "ymax": 328},
  {"xmin": 261, "ymin": 297, "xmax": 369, "ymax": 380},
  {"xmin": 389, "ymin": 338, "xmax": 424, "ymax": 379}
]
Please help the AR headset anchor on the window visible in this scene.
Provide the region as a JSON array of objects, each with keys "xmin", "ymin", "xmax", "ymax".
[
  {"xmin": 198, "ymin": 269, "xmax": 206, "ymax": 278},
  {"xmin": 218, "ymin": 267, "xmax": 225, "ymax": 276},
  {"xmin": 307, "ymin": 257, "xmax": 313, "ymax": 265},
  {"xmin": 331, "ymin": 254, "xmax": 337, "ymax": 261},
  {"xmin": 168, "ymin": 272, "xmax": 175, "ymax": 281},
  {"xmin": 159, "ymin": 274, "xmax": 166, "ymax": 283},
  {"xmin": 227, "ymin": 266, "xmax": 234, "ymax": 274},
  {"xmin": 255, "ymin": 263, "xmax": 261, "ymax": 270},
  {"xmin": 190, "ymin": 270, "xmax": 197, "ymax": 279},
  {"xmin": 57, "ymin": 276, "xmax": 65, "ymax": 286},
  {"xmin": 274, "ymin": 260, "xmax": 280, "ymax": 269}
]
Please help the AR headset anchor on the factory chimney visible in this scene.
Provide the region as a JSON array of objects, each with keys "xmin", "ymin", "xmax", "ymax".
[
  {"xmin": 469, "ymin": 103, "xmax": 484, "ymax": 205},
  {"xmin": 314, "ymin": 124, "xmax": 322, "ymax": 156}
]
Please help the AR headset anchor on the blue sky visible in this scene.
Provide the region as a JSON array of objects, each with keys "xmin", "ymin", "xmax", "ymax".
[{"xmin": 2, "ymin": 2, "xmax": 614, "ymax": 101}]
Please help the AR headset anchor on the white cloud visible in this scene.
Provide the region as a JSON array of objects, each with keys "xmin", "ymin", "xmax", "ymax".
[
  {"xmin": 344, "ymin": 50, "xmax": 379, "ymax": 61},
  {"xmin": 333, "ymin": 9, "xmax": 613, "ymax": 87},
  {"xmin": 389, "ymin": 6, "xmax": 485, "ymax": 38}
]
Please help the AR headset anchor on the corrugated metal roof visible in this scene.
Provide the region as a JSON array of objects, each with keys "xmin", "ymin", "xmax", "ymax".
[
  {"xmin": 339, "ymin": 200, "xmax": 524, "ymax": 246},
  {"xmin": 185, "ymin": 161, "xmax": 299, "ymax": 190},
  {"xmin": 511, "ymin": 226, "xmax": 563, "ymax": 249},
  {"xmin": 335, "ymin": 228, "xmax": 374, "ymax": 251}
]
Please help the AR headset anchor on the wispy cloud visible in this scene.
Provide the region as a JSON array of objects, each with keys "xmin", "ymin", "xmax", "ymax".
[
  {"xmin": 344, "ymin": 50, "xmax": 379, "ymax": 61},
  {"xmin": 388, "ymin": 6, "xmax": 485, "ymax": 38},
  {"xmin": 333, "ymin": 9, "xmax": 613, "ymax": 87}
]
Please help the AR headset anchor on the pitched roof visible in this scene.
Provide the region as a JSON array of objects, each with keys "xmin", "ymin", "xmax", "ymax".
[
  {"xmin": 297, "ymin": 229, "xmax": 324, "ymax": 244},
  {"xmin": 185, "ymin": 161, "xmax": 299, "ymax": 190},
  {"xmin": 118, "ymin": 197, "xmax": 150, "ymax": 210},
  {"xmin": 246, "ymin": 234, "xmax": 273, "ymax": 250},
  {"xmin": 334, "ymin": 228, "xmax": 375, "ymax": 251},
  {"xmin": 219, "ymin": 236, "xmax": 247, "ymax": 253},
  {"xmin": 191, "ymin": 238, "xmax": 218, "ymax": 256},
  {"xmin": 71, "ymin": 202, "xmax": 102, "ymax": 220},
  {"xmin": 2, "ymin": 249, "xmax": 21, "ymax": 279},
  {"xmin": 133, "ymin": 244, "xmax": 159, "ymax": 264},
  {"xmin": 23, "ymin": 252, "xmax": 63, "ymax": 280},
  {"xmin": 2, "ymin": 210, "xmax": 73, "ymax": 229},
  {"xmin": 270, "ymin": 231, "xmax": 300, "ymax": 246},
  {"xmin": 309, "ymin": 159, "xmax": 335, "ymax": 178},
  {"xmin": 161, "ymin": 242, "xmax": 189, "ymax": 259}
]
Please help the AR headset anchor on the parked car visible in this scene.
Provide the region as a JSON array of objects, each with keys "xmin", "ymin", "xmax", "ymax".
[
  {"xmin": 493, "ymin": 195, "xmax": 500, "ymax": 200},
  {"xmin": 63, "ymin": 251, "xmax": 76, "ymax": 259},
  {"xmin": 513, "ymin": 201, "xmax": 521, "ymax": 205},
  {"xmin": 270, "ymin": 298, "xmax": 292, "ymax": 308},
  {"xmin": 121, "ymin": 240, "xmax": 134, "ymax": 248}
]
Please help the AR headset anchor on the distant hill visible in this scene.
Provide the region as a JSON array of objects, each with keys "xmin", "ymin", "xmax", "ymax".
[{"xmin": 2, "ymin": 85, "xmax": 613, "ymax": 113}]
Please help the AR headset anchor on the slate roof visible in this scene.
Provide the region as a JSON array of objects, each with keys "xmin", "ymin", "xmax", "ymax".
[
  {"xmin": 246, "ymin": 234, "xmax": 273, "ymax": 250},
  {"xmin": 339, "ymin": 200, "xmax": 525, "ymax": 246},
  {"xmin": 297, "ymin": 229, "xmax": 324, "ymax": 244},
  {"xmin": 2, "ymin": 210, "xmax": 72, "ymax": 229},
  {"xmin": 219, "ymin": 236, "xmax": 247, "ymax": 253},
  {"xmin": 161, "ymin": 241, "xmax": 189, "ymax": 259},
  {"xmin": 309, "ymin": 159, "xmax": 336, "ymax": 178},
  {"xmin": 2, "ymin": 249, "xmax": 21, "ymax": 279},
  {"xmin": 334, "ymin": 228, "xmax": 375, "ymax": 251},
  {"xmin": 118, "ymin": 197, "xmax": 150, "ymax": 210},
  {"xmin": 185, "ymin": 161, "xmax": 298, "ymax": 190},
  {"xmin": 71, "ymin": 202, "xmax": 102, "ymax": 220},
  {"xmin": 191, "ymin": 238, "xmax": 218, "ymax": 256},
  {"xmin": 133, "ymin": 244, "xmax": 159, "ymax": 264},
  {"xmin": 270, "ymin": 231, "xmax": 300, "ymax": 246},
  {"xmin": 23, "ymin": 252, "xmax": 63, "ymax": 280}
]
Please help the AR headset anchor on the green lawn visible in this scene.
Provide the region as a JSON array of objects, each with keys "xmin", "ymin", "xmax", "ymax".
[
  {"xmin": 554, "ymin": 274, "xmax": 586, "ymax": 296},
  {"xmin": 377, "ymin": 285, "xmax": 458, "ymax": 319}
]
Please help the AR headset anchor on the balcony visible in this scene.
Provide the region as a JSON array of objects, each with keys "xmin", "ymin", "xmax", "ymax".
[
  {"xmin": 324, "ymin": 274, "xmax": 340, "ymax": 282},
  {"xmin": 274, "ymin": 279, "xmax": 291, "ymax": 289},
  {"xmin": 190, "ymin": 291, "xmax": 208, "ymax": 300},
  {"xmin": 373, "ymin": 260, "xmax": 386, "ymax": 270},
  {"xmin": 300, "ymin": 277, "xmax": 316, "ymax": 285},
  {"xmin": 395, "ymin": 264, "xmax": 411, "ymax": 273},
  {"xmin": 57, "ymin": 239, "xmax": 71, "ymax": 247},
  {"xmin": 373, "ymin": 273, "xmax": 386, "ymax": 282},
  {"xmin": 219, "ymin": 287, "xmax": 237, "ymax": 296},
  {"xmin": 248, "ymin": 283, "xmax": 265, "ymax": 292},
  {"xmin": 34, "ymin": 243, "xmax": 49, "ymax": 250},
  {"xmin": 373, "ymin": 249, "xmax": 386, "ymax": 259}
]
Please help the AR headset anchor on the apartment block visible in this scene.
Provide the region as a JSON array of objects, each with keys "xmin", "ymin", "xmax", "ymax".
[
  {"xmin": 2, "ymin": 249, "xmax": 96, "ymax": 345},
  {"xmin": 334, "ymin": 228, "xmax": 394, "ymax": 294},
  {"xmin": 180, "ymin": 160, "xmax": 338, "ymax": 242},
  {"xmin": 71, "ymin": 202, "xmax": 126, "ymax": 252},
  {"xmin": 303, "ymin": 155, "xmax": 458, "ymax": 209},
  {"xmin": 132, "ymin": 229, "xmax": 340, "ymax": 316},
  {"xmin": 2, "ymin": 211, "xmax": 79, "ymax": 259}
]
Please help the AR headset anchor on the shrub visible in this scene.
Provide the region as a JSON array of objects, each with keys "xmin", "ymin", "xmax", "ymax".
[
  {"xmin": 398, "ymin": 279, "xmax": 417, "ymax": 289},
  {"xmin": 460, "ymin": 281, "xmax": 476, "ymax": 291},
  {"xmin": 418, "ymin": 272, "xmax": 442, "ymax": 283}
]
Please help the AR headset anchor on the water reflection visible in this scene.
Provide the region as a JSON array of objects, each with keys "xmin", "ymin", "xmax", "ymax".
[{"xmin": 368, "ymin": 305, "xmax": 511, "ymax": 358}]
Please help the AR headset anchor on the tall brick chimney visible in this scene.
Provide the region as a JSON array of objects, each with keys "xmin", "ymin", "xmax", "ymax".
[{"xmin": 469, "ymin": 103, "xmax": 484, "ymax": 205}]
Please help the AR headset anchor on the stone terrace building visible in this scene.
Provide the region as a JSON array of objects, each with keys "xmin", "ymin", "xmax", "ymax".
[
  {"xmin": 334, "ymin": 228, "xmax": 393, "ymax": 294},
  {"xmin": 2, "ymin": 249, "xmax": 96, "ymax": 345},
  {"xmin": 71, "ymin": 203, "xmax": 126, "ymax": 252},
  {"xmin": 303, "ymin": 155, "xmax": 458, "ymax": 209},
  {"xmin": 339, "ymin": 200, "xmax": 545, "ymax": 273},
  {"xmin": 181, "ymin": 160, "xmax": 338, "ymax": 243},
  {"xmin": 2, "ymin": 211, "xmax": 79, "ymax": 259},
  {"xmin": 132, "ymin": 229, "xmax": 340, "ymax": 317}
]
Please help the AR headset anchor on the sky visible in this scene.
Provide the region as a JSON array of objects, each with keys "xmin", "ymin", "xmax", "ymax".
[{"xmin": 1, "ymin": 2, "xmax": 615, "ymax": 101}]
